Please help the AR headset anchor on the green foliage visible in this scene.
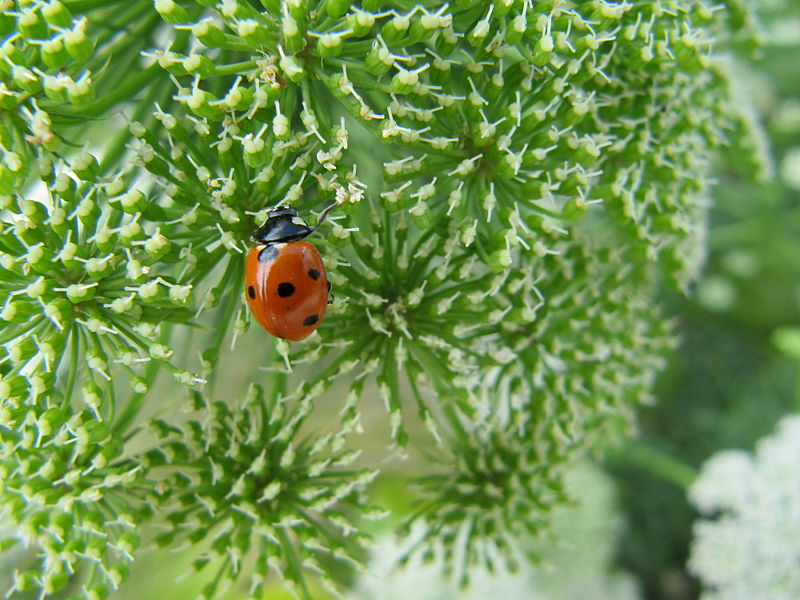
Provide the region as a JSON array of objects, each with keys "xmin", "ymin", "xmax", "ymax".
[{"xmin": 0, "ymin": 0, "xmax": 762, "ymax": 598}]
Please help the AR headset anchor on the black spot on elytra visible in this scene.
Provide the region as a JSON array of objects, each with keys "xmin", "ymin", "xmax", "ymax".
[
  {"xmin": 277, "ymin": 282, "xmax": 295, "ymax": 297},
  {"xmin": 303, "ymin": 314, "xmax": 319, "ymax": 327},
  {"xmin": 308, "ymin": 268, "xmax": 320, "ymax": 280},
  {"xmin": 258, "ymin": 246, "xmax": 279, "ymax": 263},
  {"xmin": 247, "ymin": 286, "xmax": 256, "ymax": 299}
]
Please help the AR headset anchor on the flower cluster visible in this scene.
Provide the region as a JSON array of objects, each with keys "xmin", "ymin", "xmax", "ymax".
[
  {"xmin": 142, "ymin": 383, "xmax": 379, "ymax": 600},
  {"xmin": 0, "ymin": 0, "xmax": 762, "ymax": 597},
  {"xmin": 394, "ymin": 240, "xmax": 672, "ymax": 584},
  {"xmin": 0, "ymin": 411, "xmax": 149, "ymax": 598},
  {"xmin": 353, "ymin": 464, "xmax": 640, "ymax": 600},
  {"xmin": 145, "ymin": 0, "xmax": 764, "ymax": 289},
  {"xmin": 1, "ymin": 153, "xmax": 205, "ymax": 407},
  {"xmin": 688, "ymin": 413, "xmax": 800, "ymax": 600},
  {"xmin": 1, "ymin": 0, "xmax": 170, "ymax": 190}
]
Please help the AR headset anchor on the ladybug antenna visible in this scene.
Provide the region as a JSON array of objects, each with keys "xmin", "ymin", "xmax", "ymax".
[{"xmin": 308, "ymin": 201, "xmax": 340, "ymax": 234}]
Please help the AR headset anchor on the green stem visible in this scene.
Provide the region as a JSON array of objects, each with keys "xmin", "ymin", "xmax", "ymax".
[
  {"xmin": 113, "ymin": 354, "xmax": 160, "ymax": 436},
  {"xmin": 214, "ymin": 60, "xmax": 258, "ymax": 77},
  {"xmin": 98, "ymin": 71, "xmax": 171, "ymax": 175},
  {"xmin": 65, "ymin": 0, "xmax": 130, "ymax": 11},
  {"xmin": 61, "ymin": 327, "xmax": 80, "ymax": 410},
  {"xmin": 275, "ymin": 527, "xmax": 312, "ymax": 600},
  {"xmin": 48, "ymin": 65, "xmax": 161, "ymax": 118},
  {"xmin": 206, "ymin": 260, "xmax": 244, "ymax": 393},
  {"xmin": 610, "ymin": 439, "xmax": 698, "ymax": 490}
]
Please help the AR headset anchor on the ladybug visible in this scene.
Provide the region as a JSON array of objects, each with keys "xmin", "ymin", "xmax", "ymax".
[{"xmin": 244, "ymin": 205, "xmax": 334, "ymax": 341}]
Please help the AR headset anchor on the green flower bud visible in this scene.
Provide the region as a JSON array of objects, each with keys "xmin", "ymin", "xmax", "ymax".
[
  {"xmin": 279, "ymin": 54, "xmax": 305, "ymax": 82},
  {"xmin": 221, "ymin": 82, "xmax": 254, "ymax": 111},
  {"xmin": 0, "ymin": 399, "xmax": 29, "ymax": 428},
  {"xmin": 0, "ymin": 374, "xmax": 28, "ymax": 401},
  {"xmin": 25, "ymin": 243, "xmax": 55, "ymax": 274},
  {"xmin": 39, "ymin": 332, "xmax": 66, "ymax": 363},
  {"xmin": 92, "ymin": 436, "xmax": 123, "ymax": 468},
  {"xmin": 150, "ymin": 343, "xmax": 174, "ymax": 361},
  {"xmin": 409, "ymin": 199, "xmax": 434, "ymax": 229},
  {"xmin": 18, "ymin": 198, "xmax": 47, "ymax": 224},
  {"xmin": 505, "ymin": 14, "xmax": 527, "ymax": 44},
  {"xmin": 144, "ymin": 232, "xmax": 171, "ymax": 260},
  {"xmin": 182, "ymin": 86, "xmax": 220, "ymax": 120},
  {"xmin": 115, "ymin": 189, "xmax": 146, "ymax": 214},
  {"xmin": 391, "ymin": 67, "xmax": 419, "ymax": 94},
  {"xmin": 43, "ymin": 0, "xmax": 72, "ymax": 26},
  {"xmin": 325, "ymin": 0, "xmax": 349, "ymax": 18},
  {"xmin": 1, "ymin": 297, "xmax": 38, "ymax": 322},
  {"xmin": 64, "ymin": 282, "xmax": 98, "ymax": 303},
  {"xmin": 43, "ymin": 74, "xmax": 71, "ymax": 103},
  {"xmin": 382, "ymin": 13, "xmax": 410, "ymax": 42},
  {"xmin": 11, "ymin": 65, "xmax": 40, "ymax": 95},
  {"xmin": 193, "ymin": 19, "xmax": 226, "ymax": 47},
  {"xmin": 169, "ymin": 284, "xmax": 193, "ymax": 305},
  {"xmin": 6, "ymin": 335, "xmax": 38, "ymax": 364},
  {"xmin": 280, "ymin": 14, "xmax": 304, "ymax": 52},
  {"xmin": 467, "ymin": 16, "xmax": 491, "ymax": 47},
  {"xmin": 18, "ymin": 8, "xmax": 48, "ymax": 39},
  {"xmin": 41, "ymin": 36, "xmax": 70, "ymax": 69},
  {"xmin": 75, "ymin": 195, "xmax": 100, "ymax": 225},
  {"xmin": 64, "ymin": 22, "xmax": 93, "ymax": 61},
  {"xmin": 74, "ymin": 419, "xmax": 111, "ymax": 453},
  {"xmin": 562, "ymin": 196, "xmax": 589, "ymax": 220},
  {"xmin": 37, "ymin": 407, "xmax": 67, "ymax": 437},
  {"xmin": 0, "ymin": 85, "xmax": 19, "ymax": 110},
  {"xmin": 56, "ymin": 240, "xmax": 84, "ymax": 269},
  {"xmin": 365, "ymin": 43, "xmax": 394, "ymax": 75},
  {"xmin": 137, "ymin": 279, "xmax": 164, "ymax": 302},
  {"xmin": 182, "ymin": 53, "xmax": 215, "ymax": 78},
  {"xmin": 117, "ymin": 531, "xmax": 141, "ymax": 556},
  {"xmin": 119, "ymin": 221, "xmax": 144, "ymax": 244},
  {"xmin": 238, "ymin": 18, "xmax": 271, "ymax": 47},
  {"xmin": 154, "ymin": 0, "xmax": 189, "ymax": 24},
  {"xmin": 346, "ymin": 9, "xmax": 375, "ymax": 36},
  {"xmin": 11, "ymin": 570, "xmax": 39, "ymax": 593},
  {"xmin": 43, "ymin": 298, "xmax": 72, "ymax": 326},
  {"xmin": 533, "ymin": 31, "xmax": 554, "ymax": 66},
  {"xmin": 72, "ymin": 151, "xmax": 100, "ymax": 181},
  {"xmin": 316, "ymin": 32, "xmax": 344, "ymax": 57},
  {"xmin": 26, "ymin": 276, "xmax": 49, "ymax": 299},
  {"xmin": 84, "ymin": 255, "xmax": 113, "ymax": 278}
]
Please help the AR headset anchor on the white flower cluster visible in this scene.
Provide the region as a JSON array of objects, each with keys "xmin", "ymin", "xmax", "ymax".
[{"xmin": 688, "ymin": 414, "xmax": 800, "ymax": 600}]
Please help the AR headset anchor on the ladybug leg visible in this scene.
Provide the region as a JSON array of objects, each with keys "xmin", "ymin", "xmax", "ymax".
[{"xmin": 327, "ymin": 280, "xmax": 334, "ymax": 304}]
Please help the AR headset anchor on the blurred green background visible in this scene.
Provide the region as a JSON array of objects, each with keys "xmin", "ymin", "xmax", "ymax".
[{"xmin": 607, "ymin": 3, "xmax": 800, "ymax": 598}]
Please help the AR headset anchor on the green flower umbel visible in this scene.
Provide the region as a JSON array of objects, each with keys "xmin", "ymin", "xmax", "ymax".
[
  {"xmin": 0, "ymin": 0, "xmax": 763, "ymax": 597},
  {"xmin": 142, "ymin": 383, "xmax": 379, "ymax": 600}
]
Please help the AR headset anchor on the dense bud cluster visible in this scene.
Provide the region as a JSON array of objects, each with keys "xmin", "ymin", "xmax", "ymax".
[
  {"xmin": 0, "ymin": 411, "xmax": 148, "ymax": 597},
  {"xmin": 0, "ymin": 0, "xmax": 762, "ymax": 597},
  {"xmin": 144, "ymin": 384, "xmax": 379, "ymax": 599}
]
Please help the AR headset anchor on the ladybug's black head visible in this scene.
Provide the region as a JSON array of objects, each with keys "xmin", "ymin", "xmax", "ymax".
[{"xmin": 251, "ymin": 206, "xmax": 312, "ymax": 245}]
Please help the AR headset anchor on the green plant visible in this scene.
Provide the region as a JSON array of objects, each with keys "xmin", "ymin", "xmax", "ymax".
[{"xmin": 0, "ymin": 1, "xmax": 762, "ymax": 598}]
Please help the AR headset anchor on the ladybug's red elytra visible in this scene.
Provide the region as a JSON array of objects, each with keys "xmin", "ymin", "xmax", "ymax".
[{"xmin": 245, "ymin": 206, "xmax": 334, "ymax": 341}]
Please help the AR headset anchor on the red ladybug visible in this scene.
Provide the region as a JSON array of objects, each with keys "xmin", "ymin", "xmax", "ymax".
[{"xmin": 244, "ymin": 206, "xmax": 334, "ymax": 341}]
